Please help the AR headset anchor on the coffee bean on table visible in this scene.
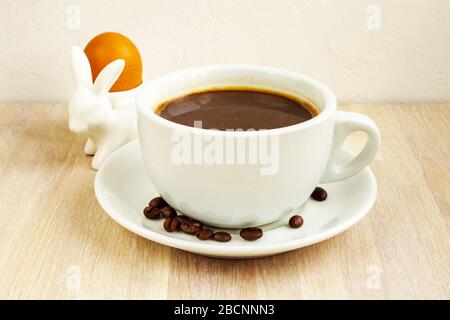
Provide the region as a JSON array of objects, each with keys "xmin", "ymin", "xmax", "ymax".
[
  {"xmin": 196, "ymin": 228, "xmax": 214, "ymax": 241},
  {"xmin": 289, "ymin": 215, "xmax": 304, "ymax": 228},
  {"xmin": 213, "ymin": 231, "xmax": 232, "ymax": 242},
  {"xmin": 163, "ymin": 217, "xmax": 179, "ymax": 232},
  {"xmin": 311, "ymin": 187, "xmax": 327, "ymax": 201},
  {"xmin": 148, "ymin": 196, "xmax": 168, "ymax": 208},
  {"xmin": 161, "ymin": 206, "xmax": 177, "ymax": 219},
  {"xmin": 240, "ymin": 227, "xmax": 263, "ymax": 241},
  {"xmin": 180, "ymin": 221, "xmax": 203, "ymax": 235},
  {"xmin": 143, "ymin": 206, "xmax": 161, "ymax": 220}
]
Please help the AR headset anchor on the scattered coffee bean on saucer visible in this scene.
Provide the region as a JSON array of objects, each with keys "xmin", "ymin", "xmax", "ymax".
[
  {"xmin": 213, "ymin": 231, "xmax": 231, "ymax": 242},
  {"xmin": 148, "ymin": 196, "xmax": 168, "ymax": 208},
  {"xmin": 161, "ymin": 206, "xmax": 177, "ymax": 219},
  {"xmin": 289, "ymin": 215, "xmax": 304, "ymax": 228},
  {"xmin": 240, "ymin": 227, "xmax": 263, "ymax": 241},
  {"xmin": 196, "ymin": 228, "xmax": 214, "ymax": 240},
  {"xmin": 180, "ymin": 220, "xmax": 203, "ymax": 235},
  {"xmin": 163, "ymin": 217, "xmax": 179, "ymax": 232},
  {"xmin": 176, "ymin": 215, "xmax": 193, "ymax": 225},
  {"xmin": 311, "ymin": 187, "xmax": 327, "ymax": 201},
  {"xmin": 153, "ymin": 208, "xmax": 233, "ymax": 243},
  {"xmin": 143, "ymin": 206, "xmax": 161, "ymax": 220}
]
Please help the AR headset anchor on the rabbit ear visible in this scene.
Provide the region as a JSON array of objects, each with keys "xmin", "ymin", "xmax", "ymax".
[
  {"xmin": 92, "ymin": 59, "xmax": 125, "ymax": 95},
  {"xmin": 71, "ymin": 46, "xmax": 92, "ymax": 87}
]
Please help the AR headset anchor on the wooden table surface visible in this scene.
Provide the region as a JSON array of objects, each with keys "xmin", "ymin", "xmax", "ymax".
[{"xmin": 0, "ymin": 102, "xmax": 448, "ymax": 300}]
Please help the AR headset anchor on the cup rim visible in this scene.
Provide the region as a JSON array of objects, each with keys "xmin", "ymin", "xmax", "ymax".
[{"xmin": 137, "ymin": 64, "xmax": 336, "ymax": 136}]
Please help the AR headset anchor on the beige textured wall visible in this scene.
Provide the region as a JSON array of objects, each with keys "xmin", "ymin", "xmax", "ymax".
[{"xmin": 0, "ymin": 0, "xmax": 449, "ymax": 102}]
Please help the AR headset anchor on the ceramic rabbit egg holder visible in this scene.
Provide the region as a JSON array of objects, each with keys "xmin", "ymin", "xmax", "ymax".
[{"xmin": 68, "ymin": 46, "xmax": 140, "ymax": 169}]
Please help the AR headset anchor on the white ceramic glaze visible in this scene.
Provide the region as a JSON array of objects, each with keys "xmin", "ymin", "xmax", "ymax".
[
  {"xmin": 94, "ymin": 140, "xmax": 377, "ymax": 258},
  {"xmin": 136, "ymin": 65, "xmax": 380, "ymax": 228},
  {"xmin": 68, "ymin": 46, "xmax": 138, "ymax": 169}
]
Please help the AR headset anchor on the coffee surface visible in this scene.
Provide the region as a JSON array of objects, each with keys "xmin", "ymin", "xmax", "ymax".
[{"xmin": 157, "ymin": 88, "xmax": 317, "ymax": 130}]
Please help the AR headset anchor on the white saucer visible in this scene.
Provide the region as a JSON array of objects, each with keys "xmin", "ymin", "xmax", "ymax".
[{"xmin": 95, "ymin": 140, "xmax": 377, "ymax": 258}]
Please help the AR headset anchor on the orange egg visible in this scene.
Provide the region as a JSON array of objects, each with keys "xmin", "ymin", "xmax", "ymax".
[{"xmin": 84, "ymin": 32, "xmax": 142, "ymax": 92}]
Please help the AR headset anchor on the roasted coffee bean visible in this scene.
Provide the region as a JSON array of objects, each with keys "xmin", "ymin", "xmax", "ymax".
[
  {"xmin": 143, "ymin": 206, "xmax": 151, "ymax": 218},
  {"xmin": 161, "ymin": 206, "xmax": 177, "ymax": 219},
  {"xmin": 311, "ymin": 187, "xmax": 327, "ymax": 201},
  {"xmin": 143, "ymin": 206, "xmax": 161, "ymax": 220},
  {"xmin": 180, "ymin": 221, "xmax": 203, "ymax": 235},
  {"xmin": 148, "ymin": 196, "xmax": 168, "ymax": 208},
  {"xmin": 196, "ymin": 228, "xmax": 214, "ymax": 240},
  {"xmin": 240, "ymin": 227, "xmax": 263, "ymax": 241},
  {"xmin": 289, "ymin": 215, "xmax": 304, "ymax": 228},
  {"xmin": 175, "ymin": 215, "xmax": 192, "ymax": 225},
  {"xmin": 163, "ymin": 217, "xmax": 179, "ymax": 232},
  {"xmin": 213, "ymin": 231, "xmax": 231, "ymax": 242}
]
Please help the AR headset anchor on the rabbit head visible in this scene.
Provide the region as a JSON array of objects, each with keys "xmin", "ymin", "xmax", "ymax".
[{"xmin": 68, "ymin": 46, "xmax": 125, "ymax": 134}]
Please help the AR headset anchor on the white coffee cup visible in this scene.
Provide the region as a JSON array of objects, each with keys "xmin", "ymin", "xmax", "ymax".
[{"xmin": 137, "ymin": 65, "xmax": 380, "ymax": 228}]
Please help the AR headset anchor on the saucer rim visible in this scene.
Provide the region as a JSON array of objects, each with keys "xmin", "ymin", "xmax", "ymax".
[{"xmin": 95, "ymin": 140, "xmax": 377, "ymax": 257}]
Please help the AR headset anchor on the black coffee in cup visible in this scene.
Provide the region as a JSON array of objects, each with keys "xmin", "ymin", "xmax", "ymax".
[{"xmin": 156, "ymin": 88, "xmax": 318, "ymax": 130}]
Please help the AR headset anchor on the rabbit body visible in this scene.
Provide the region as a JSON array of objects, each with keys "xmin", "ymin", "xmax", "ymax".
[{"xmin": 68, "ymin": 46, "xmax": 138, "ymax": 169}]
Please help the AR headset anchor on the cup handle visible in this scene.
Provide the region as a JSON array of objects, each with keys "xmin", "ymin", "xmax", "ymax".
[{"xmin": 320, "ymin": 111, "xmax": 380, "ymax": 183}]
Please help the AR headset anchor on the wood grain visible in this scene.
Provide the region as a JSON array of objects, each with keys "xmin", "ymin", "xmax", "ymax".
[{"xmin": 0, "ymin": 102, "xmax": 448, "ymax": 299}]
